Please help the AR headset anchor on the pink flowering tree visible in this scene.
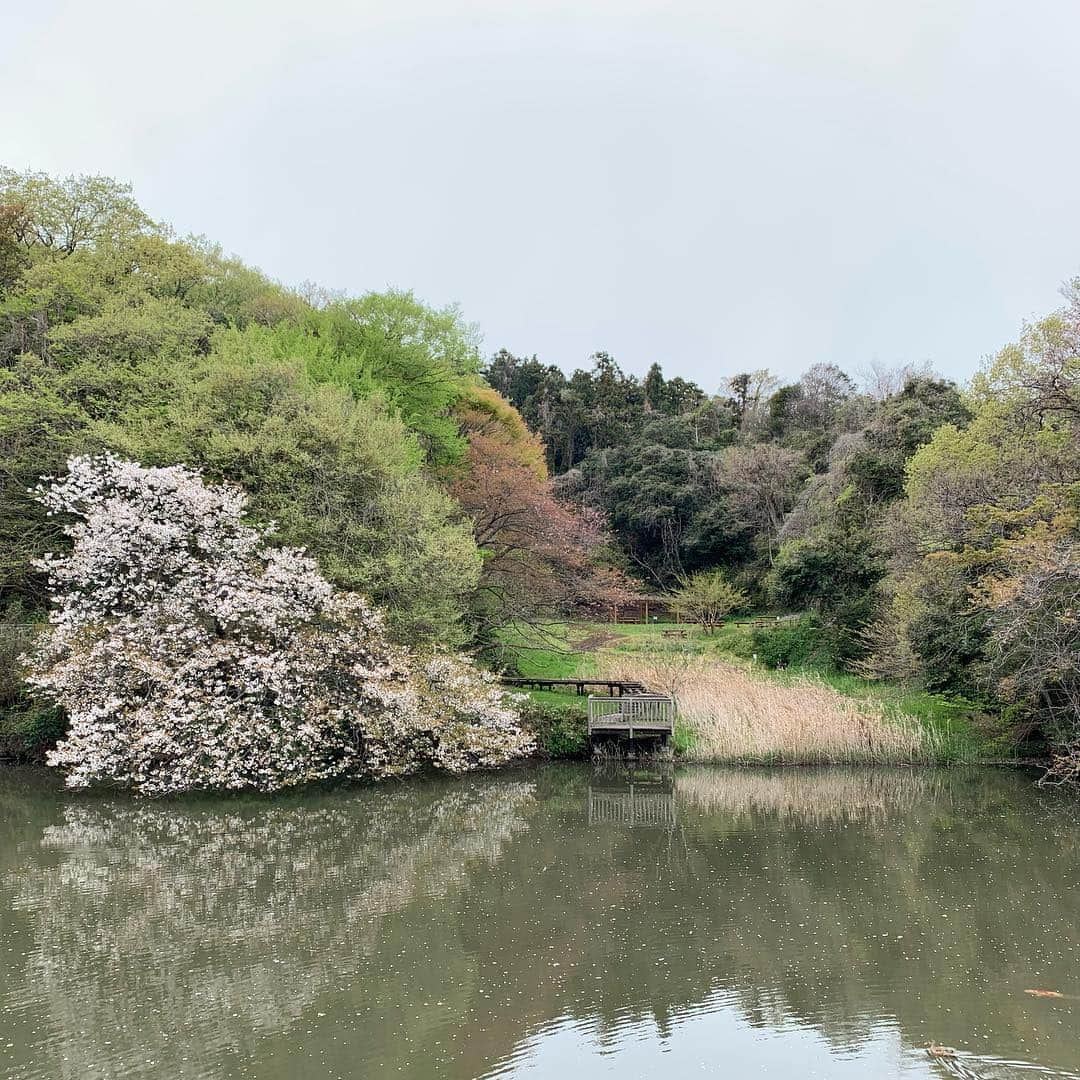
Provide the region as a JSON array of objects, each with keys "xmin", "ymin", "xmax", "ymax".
[{"xmin": 25, "ymin": 454, "xmax": 533, "ymax": 795}]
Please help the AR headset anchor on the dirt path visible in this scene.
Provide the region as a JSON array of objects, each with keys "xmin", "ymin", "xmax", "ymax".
[{"xmin": 573, "ymin": 631, "xmax": 627, "ymax": 652}]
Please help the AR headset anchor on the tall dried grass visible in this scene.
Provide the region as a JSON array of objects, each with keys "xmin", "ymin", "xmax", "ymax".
[{"xmin": 602, "ymin": 653, "xmax": 934, "ymax": 764}]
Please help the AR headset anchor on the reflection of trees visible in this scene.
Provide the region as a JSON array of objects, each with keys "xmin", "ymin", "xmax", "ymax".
[
  {"xmin": 447, "ymin": 767, "xmax": 1080, "ymax": 1079},
  {"xmin": 3, "ymin": 766, "xmax": 1079, "ymax": 1080},
  {"xmin": 4, "ymin": 775, "xmax": 535, "ymax": 1080}
]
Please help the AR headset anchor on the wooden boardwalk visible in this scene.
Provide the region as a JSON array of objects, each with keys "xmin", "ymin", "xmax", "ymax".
[
  {"xmin": 500, "ymin": 677, "xmax": 648, "ymax": 696},
  {"xmin": 499, "ymin": 673, "xmax": 677, "ymax": 751}
]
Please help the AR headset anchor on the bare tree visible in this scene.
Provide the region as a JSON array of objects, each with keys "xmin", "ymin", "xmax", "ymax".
[
  {"xmin": 724, "ymin": 370, "xmax": 778, "ymax": 433},
  {"xmin": 856, "ymin": 359, "xmax": 936, "ymax": 400},
  {"xmin": 717, "ymin": 443, "xmax": 806, "ymax": 560}
]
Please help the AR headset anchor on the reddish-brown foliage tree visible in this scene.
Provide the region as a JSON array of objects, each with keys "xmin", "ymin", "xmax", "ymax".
[{"xmin": 451, "ymin": 384, "xmax": 640, "ymax": 638}]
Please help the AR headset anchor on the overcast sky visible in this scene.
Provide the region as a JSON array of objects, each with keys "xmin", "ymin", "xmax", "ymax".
[{"xmin": 4, "ymin": 0, "xmax": 1079, "ymax": 388}]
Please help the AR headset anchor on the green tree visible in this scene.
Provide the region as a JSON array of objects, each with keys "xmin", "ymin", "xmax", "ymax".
[
  {"xmin": 671, "ymin": 569, "xmax": 747, "ymax": 632},
  {"xmin": 305, "ymin": 291, "xmax": 480, "ymax": 464},
  {"xmin": 725, "ymin": 369, "xmax": 777, "ymax": 432},
  {"xmin": 768, "ymin": 376, "xmax": 970, "ymax": 663},
  {"xmin": 100, "ymin": 345, "xmax": 482, "ymax": 646},
  {"xmin": 766, "ymin": 530, "xmax": 880, "ymax": 661},
  {"xmin": 0, "ymin": 169, "xmax": 485, "ymax": 646},
  {"xmin": 0, "ymin": 168, "xmax": 154, "ymax": 257},
  {"xmin": 572, "ymin": 441, "xmax": 727, "ymax": 585},
  {"xmin": 874, "ymin": 288, "xmax": 1080, "ymax": 765},
  {"xmin": 717, "ymin": 443, "xmax": 806, "ymax": 562}
]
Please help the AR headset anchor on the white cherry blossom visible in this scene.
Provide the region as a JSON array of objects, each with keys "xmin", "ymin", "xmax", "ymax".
[{"xmin": 26, "ymin": 454, "xmax": 533, "ymax": 795}]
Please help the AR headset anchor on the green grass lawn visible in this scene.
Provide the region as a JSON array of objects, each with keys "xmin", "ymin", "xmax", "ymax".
[
  {"xmin": 496, "ymin": 623, "xmax": 593, "ymax": 679},
  {"xmin": 500, "ymin": 618, "xmax": 755, "ymax": 676}
]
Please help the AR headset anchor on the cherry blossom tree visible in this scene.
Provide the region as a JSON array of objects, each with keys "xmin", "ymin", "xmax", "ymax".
[{"xmin": 25, "ymin": 454, "xmax": 532, "ymax": 795}]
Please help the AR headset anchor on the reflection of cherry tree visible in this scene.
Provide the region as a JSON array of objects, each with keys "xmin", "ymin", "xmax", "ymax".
[{"xmin": 9, "ymin": 778, "xmax": 535, "ymax": 1080}]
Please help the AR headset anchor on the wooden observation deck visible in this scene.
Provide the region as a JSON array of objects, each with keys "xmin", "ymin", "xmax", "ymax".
[{"xmin": 587, "ymin": 693, "xmax": 675, "ymax": 745}]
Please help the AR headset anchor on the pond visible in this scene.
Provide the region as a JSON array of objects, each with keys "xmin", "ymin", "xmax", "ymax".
[{"xmin": 1, "ymin": 764, "xmax": 1078, "ymax": 1080}]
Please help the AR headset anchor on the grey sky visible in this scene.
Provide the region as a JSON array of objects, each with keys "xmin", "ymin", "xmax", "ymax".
[{"xmin": 4, "ymin": 0, "xmax": 1079, "ymax": 389}]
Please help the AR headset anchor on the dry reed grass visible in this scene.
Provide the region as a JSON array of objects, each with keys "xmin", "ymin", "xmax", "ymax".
[{"xmin": 601, "ymin": 653, "xmax": 934, "ymax": 764}]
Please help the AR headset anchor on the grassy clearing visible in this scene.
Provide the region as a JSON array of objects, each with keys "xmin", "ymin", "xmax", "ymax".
[
  {"xmin": 495, "ymin": 624, "xmax": 596, "ymax": 680},
  {"xmin": 499, "ymin": 619, "xmax": 993, "ymax": 764}
]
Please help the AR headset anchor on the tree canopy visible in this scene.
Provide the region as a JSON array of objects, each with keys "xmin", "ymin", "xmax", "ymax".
[
  {"xmin": 0, "ymin": 169, "xmax": 496, "ymax": 646},
  {"xmin": 3, "ymin": 166, "xmax": 1079, "ymax": 781}
]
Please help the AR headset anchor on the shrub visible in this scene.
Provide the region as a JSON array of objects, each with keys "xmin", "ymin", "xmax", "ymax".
[
  {"xmin": 0, "ymin": 701, "xmax": 66, "ymax": 762},
  {"xmin": 516, "ymin": 698, "xmax": 587, "ymax": 758},
  {"xmin": 0, "ymin": 605, "xmax": 64, "ymax": 760},
  {"xmin": 670, "ymin": 570, "xmax": 747, "ymax": 632},
  {"xmin": 1042, "ymin": 739, "xmax": 1080, "ymax": 787},
  {"xmin": 25, "ymin": 454, "xmax": 533, "ymax": 795},
  {"xmin": 751, "ymin": 615, "xmax": 839, "ymax": 670},
  {"xmin": 0, "ymin": 606, "xmax": 32, "ymax": 714}
]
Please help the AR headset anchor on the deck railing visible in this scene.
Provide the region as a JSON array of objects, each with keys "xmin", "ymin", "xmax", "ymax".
[{"xmin": 587, "ymin": 693, "xmax": 675, "ymax": 736}]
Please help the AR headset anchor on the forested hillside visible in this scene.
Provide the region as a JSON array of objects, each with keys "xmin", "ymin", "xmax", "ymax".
[
  {"xmin": 485, "ymin": 304, "xmax": 1080, "ymax": 778},
  {"xmin": 1, "ymin": 167, "xmax": 1077, "ymax": 783},
  {"xmin": 0, "ymin": 169, "xmax": 610, "ymax": 763}
]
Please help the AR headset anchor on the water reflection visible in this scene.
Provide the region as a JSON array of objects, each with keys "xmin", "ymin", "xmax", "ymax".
[
  {"xmin": 1, "ymin": 765, "xmax": 1078, "ymax": 1080},
  {"xmin": 678, "ymin": 763, "xmax": 951, "ymax": 821},
  {"xmin": 587, "ymin": 765, "xmax": 676, "ymax": 828},
  {"xmin": 1, "ymin": 773, "xmax": 537, "ymax": 1080}
]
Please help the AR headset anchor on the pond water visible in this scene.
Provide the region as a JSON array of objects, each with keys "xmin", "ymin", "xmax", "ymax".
[{"xmin": 1, "ymin": 764, "xmax": 1078, "ymax": 1080}]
